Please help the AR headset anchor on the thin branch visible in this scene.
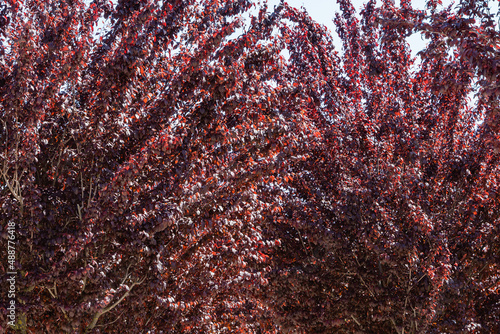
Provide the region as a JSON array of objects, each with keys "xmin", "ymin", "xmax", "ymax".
[
  {"xmin": 1, "ymin": 165, "xmax": 24, "ymax": 205},
  {"xmin": 45, "ymin": 282, "xmax": 57, "ymax": 299},
  {"xmin": 97, "ymin": 311, "xmax": 125, "ymax": 328},
  {"xmin": 121, "ymin": 262, "xmax": 134, "ymax": 285},
  {"xmin": 357, "ymin": 272, "xmax": 376, "ymax": 298},
  {"xmin": 351, "ymin": 315, "xmax": 362, "ymax": 328},
  {"xmin": 85, "ymin": 276, "xmax": 146, "ymax": 332},
  {"xmin": 295, "ymin": 227, "xmax": 309, "ymax": 256},
  {"xmin": 391, "ymin": 317, "xmax": 402, "ymax": 334}
]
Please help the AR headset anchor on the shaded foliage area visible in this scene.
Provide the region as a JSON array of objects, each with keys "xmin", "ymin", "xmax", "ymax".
[{"xmin": 0, "ymin": 0, "xmax": 498, "ymax": 333}]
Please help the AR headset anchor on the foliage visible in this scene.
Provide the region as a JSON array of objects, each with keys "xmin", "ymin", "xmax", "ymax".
[
  {"xmin": 264, "ymin": 1, "xmax": 500, "ymax": 332},
  {"xmin": 0, "ymin": 0, "xmax": 498, "ymax": 333}
]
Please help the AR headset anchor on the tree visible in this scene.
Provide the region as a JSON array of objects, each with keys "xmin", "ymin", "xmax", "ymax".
[
  {"xmin": 263, "ymin": 0, "xmax": 499, "ymax": 333},
  {"xmin": 0, "ymin": 0, "xmax": 291, "ymax": 332},
  {"xmin": 0, "ymin": 0, "xmax": 498, "ymax": 333},
  {"xmin": 416, "ymin": 0, "xmax": 500, "ymax": 153}
]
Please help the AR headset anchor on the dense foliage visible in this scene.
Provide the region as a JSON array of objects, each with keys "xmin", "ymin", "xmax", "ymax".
[{"xmin": 0, "ymin": 0, "xmax": 498, "ymax": 333}]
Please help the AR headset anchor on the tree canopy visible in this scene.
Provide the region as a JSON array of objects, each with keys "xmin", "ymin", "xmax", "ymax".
[{"xmin": 0, "ymin": 0, "xmax": 498, "ymax": 333}]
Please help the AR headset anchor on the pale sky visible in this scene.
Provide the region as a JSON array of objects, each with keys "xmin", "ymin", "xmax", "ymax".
[{"xmin": 266, "ymin": 0, "xmax": 499, "ymax": 58}]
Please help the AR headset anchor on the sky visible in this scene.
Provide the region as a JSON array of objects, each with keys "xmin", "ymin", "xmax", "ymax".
[
  {"xmin": 88, "ymin": 0, "xmax": 498, "ymax": 58},
  {"xmin": 5, "ymin": 0, "xmax": 497, "ymax": 61},
  {"xmin": 266, "ymin": 0, "xmax": 499, "ymax": 57}
]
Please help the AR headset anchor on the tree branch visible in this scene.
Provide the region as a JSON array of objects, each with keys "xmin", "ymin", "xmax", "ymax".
[{"xmin": 85, "ymin": 276, "xmax": 146, "ymax": 332}]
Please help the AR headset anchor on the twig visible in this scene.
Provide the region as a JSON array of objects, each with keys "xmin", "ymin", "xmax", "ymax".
[
  {"xmin": 357, "ymin": 272, "xmax": 376, "ymax": 298},
  {"xmin": 120, "ymin": 262, "xmax": 133, "ymax": 285},
  {"xmin": 45, "ymin": 282, "xmax": 58, "ymax": 299},
  {"xmin": 97, "ymin": 311, "xmax": 125, "ymax": 327},
  {"xmin": 85, "ymin": 276, "xmax": 146, "ymax": 332},
  {"xmin": 391, "ymin": 317, "xmax": 402, "ymax": 334},
  {"xmin": 351, "ymin": 315, "xmax": 362, "ymax": 328}
]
